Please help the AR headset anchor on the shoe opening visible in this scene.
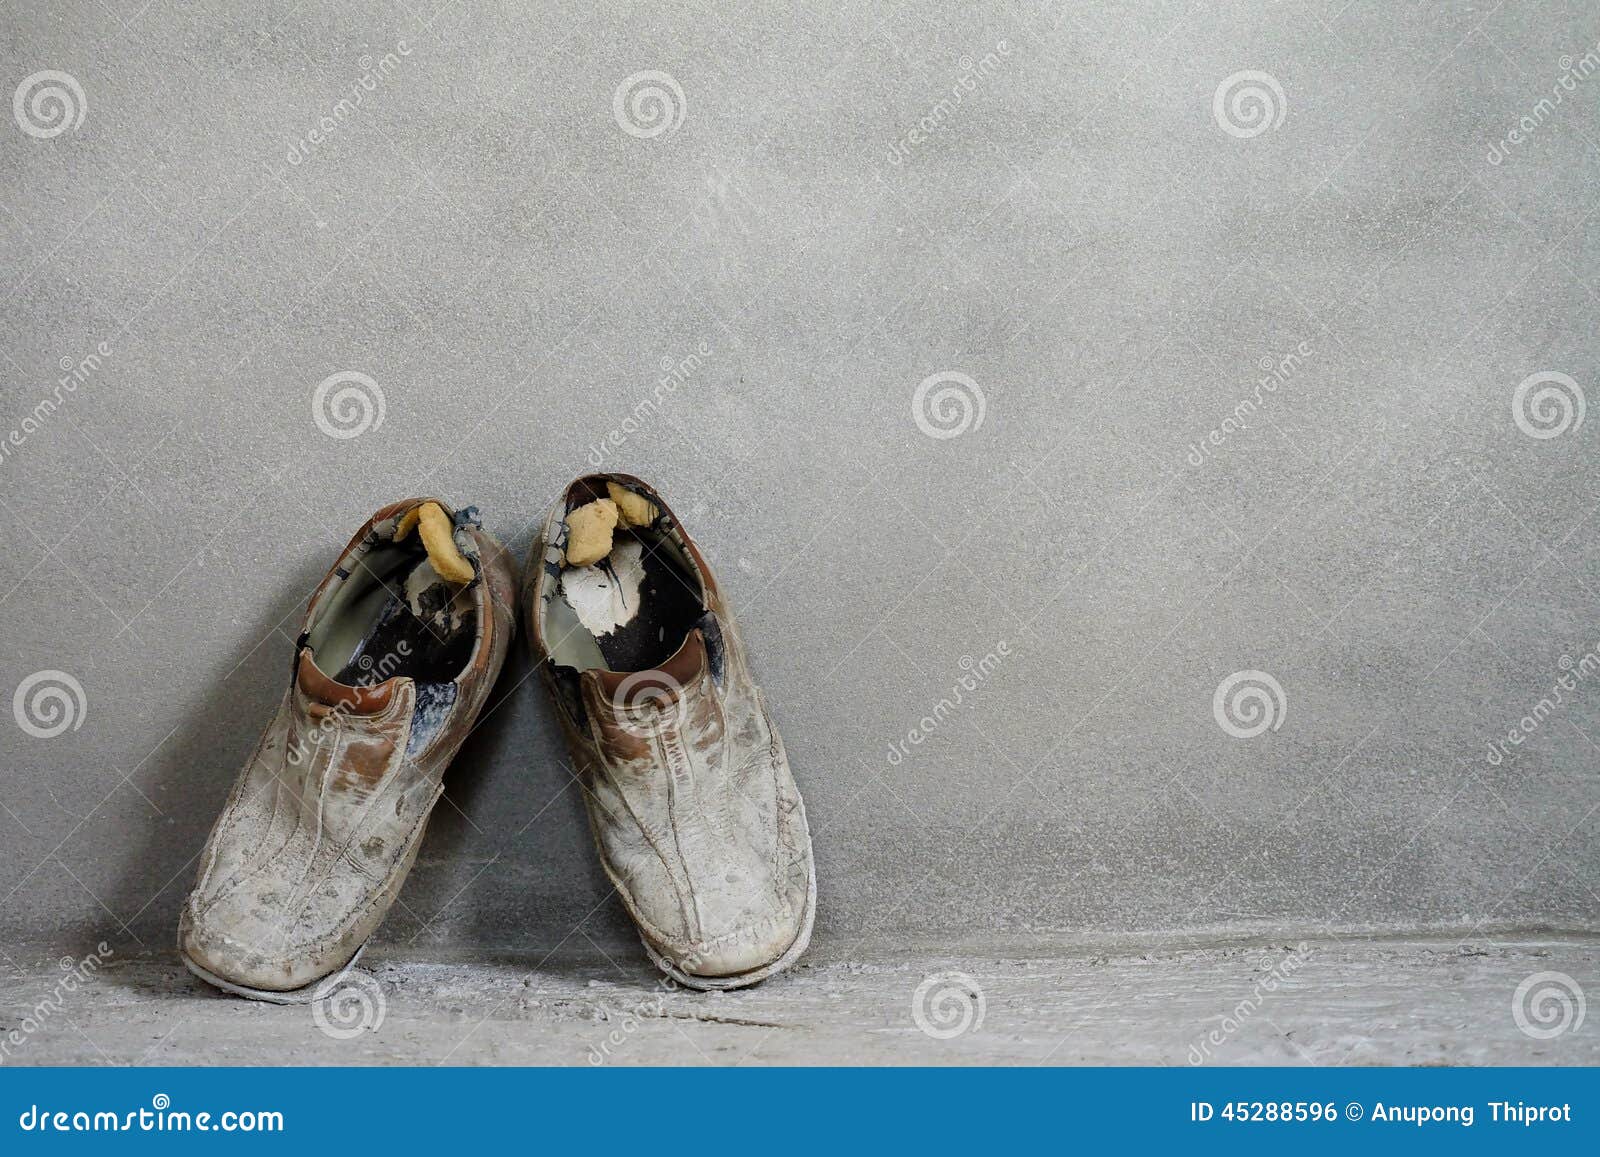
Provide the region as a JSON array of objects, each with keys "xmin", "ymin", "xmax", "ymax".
[
  {"xmin": 303, "ymin": 501, "xmax": 481, "ymax": 686},
  {"xmin": 544, "ymin": 479, "xmax": 704, "ymax": 673}
]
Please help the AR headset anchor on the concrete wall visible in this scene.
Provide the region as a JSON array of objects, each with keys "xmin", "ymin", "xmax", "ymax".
[{"xmin": 2, "ymin": 1, "xmax": 1596, "ymax": 957}]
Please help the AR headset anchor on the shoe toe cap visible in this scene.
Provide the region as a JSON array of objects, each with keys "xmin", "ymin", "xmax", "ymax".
[
  {"xmin": 685, "ymin": 938, "xmax": 789, "ymax": 979},
  {"xmin": 181, "ymin": 921, "xmax": 324, "ymax": 994},
  {"xmin": 180, "ymin": 887, "xmax": 356, "ymax": 995},
  {"xmin": 663, "ymin": 897, "xmax": 808, "ymax": 981}
]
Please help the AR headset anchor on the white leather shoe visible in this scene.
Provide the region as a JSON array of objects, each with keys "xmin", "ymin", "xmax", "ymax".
[
  {"xmin": 522, "ymin": 474, "xmax": 815, "ymax": 989},
  {"xmin": 180, "ymin": 498, "xmax": 517, "ymax": 1001}
]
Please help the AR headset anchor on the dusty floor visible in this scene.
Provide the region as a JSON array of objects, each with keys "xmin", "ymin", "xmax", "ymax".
[{"xmin": 4, "ymin": 933, "xmax": 1596, "ymax": 1066}]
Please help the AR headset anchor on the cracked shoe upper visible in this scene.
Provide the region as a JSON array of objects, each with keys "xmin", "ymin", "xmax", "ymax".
[
  {"xmin": 583, "ymin": 633, "xmax": 811, "ymax": 977},
  {"xmin": 180, "ymin": 500, "xmax": 516, "ymax": 994},
  {"xmin": 525, "ymin": 474, "xmax": 815, "ymax": 983},
  {"xmin": 179, "ymin": 680, "xmax": 429, "ymax": 990}
]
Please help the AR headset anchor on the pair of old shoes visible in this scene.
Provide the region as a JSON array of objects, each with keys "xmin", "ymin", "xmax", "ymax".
[{"xmin": 177, "ymin": 474, "xmax": 815, "ymax": 1001}]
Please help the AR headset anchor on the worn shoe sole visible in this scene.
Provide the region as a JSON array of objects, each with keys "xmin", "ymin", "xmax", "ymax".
[
  {"xmin": 181, "ymin": 940, "xmax": 370, "ymax": 1005},
  {"xmin": 637, "ymin": 793, "xmax": 818, "ymax": 992}
]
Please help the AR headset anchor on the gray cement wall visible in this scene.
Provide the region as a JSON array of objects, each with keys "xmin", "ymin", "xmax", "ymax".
[{"xmin": 1, "ymin": 1, "xmax": 1596, "ymax": 961}]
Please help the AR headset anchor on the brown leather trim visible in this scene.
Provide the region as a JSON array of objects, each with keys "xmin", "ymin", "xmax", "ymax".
[
  {"xmin": 455, "ymin": 526, "xmax": 504, "ymax": 689},
  {"xmin": 589, "ymin": 628, "xmax": 707, "ymax": 699},
  {"xmin": 296, "ymin": 649, "xmax": 398, "ymax": 715},
  {"xmin": 656, "ymin": 626, "xmax": 709, "ymax": 688}
]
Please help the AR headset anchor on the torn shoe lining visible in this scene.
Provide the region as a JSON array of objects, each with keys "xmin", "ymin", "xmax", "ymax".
[
  {"xmin": 550, "ymin": 524, "xmax": 702, "ymax": 673},
  {"xmin": 305, "ymin": 535, "xmax": 478, "ymax": 686}
]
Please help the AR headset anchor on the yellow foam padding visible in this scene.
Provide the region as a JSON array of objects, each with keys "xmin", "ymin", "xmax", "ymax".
[
  {"xmin": 394, "ymin": 501, "xmax": 475, "ymax": 584},
  {"xmin": 565, "ymin": 498, "xmax": 619, "ymax": 567},
  {"xmin": 606, "ymin": 481, "xmax": 658, "ymax": 527},
  {"xmin": 394, "ymin": 506, "xmax": 422, "ymax": 540}
]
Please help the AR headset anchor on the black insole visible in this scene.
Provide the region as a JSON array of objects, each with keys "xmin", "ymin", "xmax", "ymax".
[
  {"xmin": 332, "ymin": 586, "xmax": 476, "ymax": 685},
  {"xmin": 582, "ymin": 537, "xmax": 702, "ymax": 673}
]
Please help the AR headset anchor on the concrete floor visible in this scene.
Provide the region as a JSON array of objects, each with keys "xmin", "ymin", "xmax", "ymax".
[{"xmin": 4, "ymin": 934, "xmax": 1596, "ymax": 1066}]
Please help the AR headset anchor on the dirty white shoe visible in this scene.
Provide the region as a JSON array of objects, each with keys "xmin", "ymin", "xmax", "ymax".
[
  {"xmin": 179, "ymin": 498, "xmax": 516, "ymax": 1001},
  {"xmin": 522, "ymin": 475, "xmax": 815, "ymax": 990}
]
